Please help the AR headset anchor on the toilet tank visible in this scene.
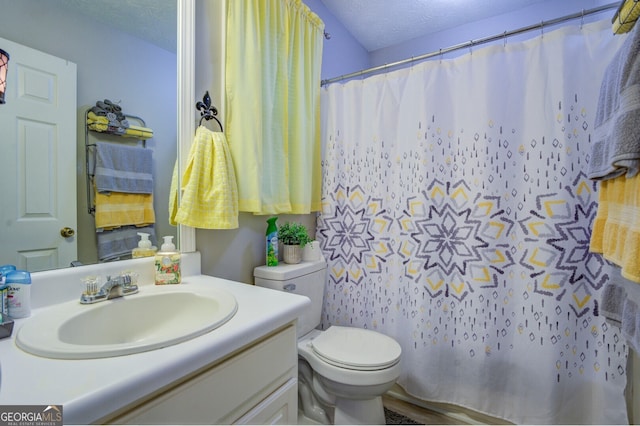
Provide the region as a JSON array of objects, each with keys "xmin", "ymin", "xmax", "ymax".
[{"xmin": 254, "ymin": 257, "xmax": 327, "ymax": 337}]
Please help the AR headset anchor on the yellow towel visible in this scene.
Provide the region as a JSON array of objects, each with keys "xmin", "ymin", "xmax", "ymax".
[
  {"xmin": 613, "ymin": 0, "xmax": 640, "ymax": 34},
  {"xmin": 87, "ymin": 111, "xmax": 154, "ymax": 138},
  {"xmin": 590, "ymin": 173, "xmax": 640, "ymax": 283},
  {"xmin": 169, "ymin": 126, "xmax": 238, "ymax": 229},
  {"xmin": 87, "ymin": 122, "xmax": 154, "ymax": 139},
  {"xmin": 121, "ymin": 127, "xmax": 153, "ymax": 139},
  {"xmin": 87, "ymin": 111, "xmax": 109, "ymax": 124},
  {"xmin": 94, "ymin": 190, "xmax": 156, "ymax": 230}
]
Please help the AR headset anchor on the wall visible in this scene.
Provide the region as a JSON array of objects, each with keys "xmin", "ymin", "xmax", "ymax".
[
  {"xmin": 0, "ymin": 0, "xmax": 177, "ymax": 265},
  {"xmin": 193, "ymin": 0, "xmax": 366, "ymax": 284},
  {"xmin": 304, "ymin": 0, "xmax": 370, "ymax": 80},
  {"xmin": 371, "ymin": 0, "xmax": 616, "ymax": 67}
]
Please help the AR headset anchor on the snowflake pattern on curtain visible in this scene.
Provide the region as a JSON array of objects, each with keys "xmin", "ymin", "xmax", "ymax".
[{"xmin": 319, "ymin": 96, "xmax": 627, "ymax": 393}]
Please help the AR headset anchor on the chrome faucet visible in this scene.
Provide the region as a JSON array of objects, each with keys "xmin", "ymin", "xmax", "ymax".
[{"xmin": 80, "ymin": 274, "xmax": 138, "ymax": 304}]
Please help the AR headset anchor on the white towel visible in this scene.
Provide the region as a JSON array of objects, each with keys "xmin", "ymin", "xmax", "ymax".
[
  {"xmin": 588, "ymin": 23, "xmax": 640, "ymax": 181},
  {"xmin": 94, "ymin": 142, "xmax": 153, "ymax": 194}
]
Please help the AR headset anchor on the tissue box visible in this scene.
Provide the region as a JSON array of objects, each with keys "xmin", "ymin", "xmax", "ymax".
[{"xmin": 0, "ymin": 314, "xmax": 14, "ymax": 339}]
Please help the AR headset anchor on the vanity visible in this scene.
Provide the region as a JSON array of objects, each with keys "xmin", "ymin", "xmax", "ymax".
[{"xmin": 0, "ymin": 252, "xmax": 309, "ymax": 424}]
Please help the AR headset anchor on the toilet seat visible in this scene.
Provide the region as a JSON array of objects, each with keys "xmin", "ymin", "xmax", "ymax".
[{"xmin": 310, "ymin": 326, "xmax": 401, "ymax": 371}]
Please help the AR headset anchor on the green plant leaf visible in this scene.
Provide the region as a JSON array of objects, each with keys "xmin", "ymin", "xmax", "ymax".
[{"xmin": 278, "ymin": 222, "xmax": 312, "ymax": 246}]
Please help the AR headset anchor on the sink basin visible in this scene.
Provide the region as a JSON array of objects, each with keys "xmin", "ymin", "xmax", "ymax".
[{"xmin": 15, "ymin": 286, "xmax": 238, "ymax": 359}]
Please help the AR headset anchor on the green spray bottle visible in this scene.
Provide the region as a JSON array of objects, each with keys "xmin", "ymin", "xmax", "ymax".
[{"xmin": 266, "ymin": 216, "xmax": 279, "ymax": 266}]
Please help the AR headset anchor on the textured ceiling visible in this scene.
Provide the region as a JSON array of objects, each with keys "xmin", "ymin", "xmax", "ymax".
[
  {"xmin": 47, "ymin": 0, "xmax": 555, "ymax": 54},
  {"xmin": 319, "ymin": 0, "xmax": 552, "ymax": 51},
  {"xmin": 50, "ymin": 0, "xmax": 176, "ymax": 52}
]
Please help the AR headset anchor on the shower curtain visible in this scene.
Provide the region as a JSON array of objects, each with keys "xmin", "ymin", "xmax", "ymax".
[{"xmin": 318, "ymin": 20, "xmax": 629, "ymax": 424}]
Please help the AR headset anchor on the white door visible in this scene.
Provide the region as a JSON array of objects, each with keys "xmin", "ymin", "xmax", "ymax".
[{"xmin": 0, "ymin": 37, "xmax": 77, "ymax": 272}]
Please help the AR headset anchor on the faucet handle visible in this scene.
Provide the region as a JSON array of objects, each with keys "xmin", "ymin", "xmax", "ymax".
[
  {"xmin": 120, "ymin": 271, "xmax": 139, "ymax": 287},
  {"xmin": 82, "ymin": 276, "xmax": 100, "ymax": 296}
]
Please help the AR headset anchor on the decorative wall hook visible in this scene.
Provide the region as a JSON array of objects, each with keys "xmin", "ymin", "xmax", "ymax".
[{"xmin": 196, "ymin": 91, "xmax": 223, "ymax": 131}]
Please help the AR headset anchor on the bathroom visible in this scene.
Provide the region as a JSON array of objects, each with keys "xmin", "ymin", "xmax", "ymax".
[{"xmin": 1, "ymin": 0, "xmax": 639, "ymax": 424}]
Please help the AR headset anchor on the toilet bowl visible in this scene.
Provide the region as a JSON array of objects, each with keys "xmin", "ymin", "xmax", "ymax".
[
  {"xmin": 298, "ymin": 327, "xmax": 401, "ymax": 424},
  {"xmin": 254, "ymin": 257, "xmax": 402, "ymax": 425}
]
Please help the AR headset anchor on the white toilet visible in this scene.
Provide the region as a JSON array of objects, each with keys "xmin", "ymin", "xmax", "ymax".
[{"xmin": 254, "ymin": 257, "xmax": 402, "ymax": 425}]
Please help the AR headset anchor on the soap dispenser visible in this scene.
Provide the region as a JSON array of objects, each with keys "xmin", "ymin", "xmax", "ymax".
[
  {"xmin": 132, "ymin": 232, "xmax": 157, "ymax": 258},
  {"xmin": 155, "ymin": 236, "xmax": 181, "ymax": 284}
]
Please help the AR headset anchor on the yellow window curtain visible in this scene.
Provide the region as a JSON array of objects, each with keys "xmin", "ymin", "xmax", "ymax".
[{"xmin": 225, "ymin": 0, "xmax": 324, "ymax": 215}]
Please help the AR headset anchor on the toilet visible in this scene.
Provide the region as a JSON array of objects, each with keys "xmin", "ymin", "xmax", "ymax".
[{"xmin": 254, "ymin": 257, "xmax": 402, "ymax": 425}]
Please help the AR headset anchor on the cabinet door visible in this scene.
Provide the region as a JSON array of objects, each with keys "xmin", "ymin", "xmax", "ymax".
[
  {"xmin": 235, "ymin": 377, "xmax": 297, "ymax": 425},
  {"xmin": 108, "ymin": 325, "xmax": 297, "ymax": 425}
]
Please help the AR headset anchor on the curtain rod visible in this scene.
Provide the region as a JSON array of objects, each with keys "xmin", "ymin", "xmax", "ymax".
[{"xmin": 321, "ymin": 2, "xmax": 620, "ymax": 86}]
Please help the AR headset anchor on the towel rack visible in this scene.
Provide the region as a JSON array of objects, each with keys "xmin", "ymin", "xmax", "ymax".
[
  {"xmin": 196, "ymin": 91, "xmax": 223, "ymax": 131},
  {"xmin": 84, "ymin": 108, "xmax": 151, "ymax": 215}
]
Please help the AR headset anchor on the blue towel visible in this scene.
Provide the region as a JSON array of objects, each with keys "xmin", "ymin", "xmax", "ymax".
[
  {"xmin": 96, "ymin": 225, "xmax": 156, "ymax": 262},
  {"xmin": 94, "ymin": 142, "xmax": 153, "ymax": 194},
  {"xmin": 588, "ymin": 23, "xmax": 640, "ymax": 181},
  {"xmin": 600, "ymin": 262, "xmax": 640, "ymax": 353}
]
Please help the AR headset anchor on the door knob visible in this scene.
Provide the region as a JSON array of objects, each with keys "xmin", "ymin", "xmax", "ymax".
[{"xmin": 60, "ymin": 227, "xmax": 75, "ymax": 238}]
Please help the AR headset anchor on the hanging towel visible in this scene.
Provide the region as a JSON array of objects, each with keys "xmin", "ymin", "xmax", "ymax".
[
  {"xmin": 169, "ymin": 126, "xmax": 238, "ymax": 229},
  {"xmin": 120, "ymin": 127, "xmax": 154, "ymax": 139},
  {"xmin": 88, "ymin": 123, "xmax": 154, "ymax": 139},
  {"xmin": 88, "ymin": 112, "xmax": 154, "ymax": 138},
  {"xmin": 589, "ymin": 172, "xmax": 640, "ymax": 283},
  {"xmin": 87, "ymin": 111, "xmax": 123, "ymax": 128},
  {"xmin": 94, "ymin": 142, "xmax": 153, "ymax": 194},
  {"xmin": 588, "ymin": 22, "xmax": 640, "ymax": 180},
  {"xmin": 97, "ymin": 225, "xmax": 157, "ymax": 262},
  {"xmin": 94, "ymin": 189, "xmax": 156, "ymax": 230},
  {"xmin": 613, "ymin": 0, "xmax": 640, "ymax": 34},
  {"xmin": 600, "ymin": 263, "xmax": 640, "ymax": 353}
]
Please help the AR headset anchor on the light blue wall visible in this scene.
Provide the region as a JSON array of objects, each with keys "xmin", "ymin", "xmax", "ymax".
[
  {"xmin": 370, "ymin": 0, "xmax": 616, "ymax": 67},
  {"xmin": 305, "ymin": 0, "xmax": 617, "ymax": 83},
  {"xmin": 303, "ymin": 0, "xmax": 370, "ymax": 81}
]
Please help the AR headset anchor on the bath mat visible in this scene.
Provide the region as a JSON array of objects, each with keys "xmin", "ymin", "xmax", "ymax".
[{"xmin": 384, "ymin": 407, "xmax": 421, "ymax": 425}]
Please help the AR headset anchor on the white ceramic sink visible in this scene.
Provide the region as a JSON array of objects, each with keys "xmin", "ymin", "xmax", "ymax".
[{"xmin": 15, "ymin": 286, "xmax": 238, "ymax": 359}]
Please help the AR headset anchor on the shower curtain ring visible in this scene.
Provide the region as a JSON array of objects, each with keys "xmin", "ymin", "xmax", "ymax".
[
  {"xmin": 503, "ymin": 31, "xmax": 508, "ymax": 47},
  {"xmin": 540, "ymin": 21, "xmax": 544, "ymax": 37},
  {"xmin": 439, "ymin": 48, "xmax": 443, "ymax": 62},
  {"xmin": 580, "ymin": 9, "xmax": 585, "ymax": 29}
]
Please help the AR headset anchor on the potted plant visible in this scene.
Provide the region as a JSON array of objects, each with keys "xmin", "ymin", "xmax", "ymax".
[{"xmin": 278, "ymin": 222, "xmax": 312, "ymax": 264}]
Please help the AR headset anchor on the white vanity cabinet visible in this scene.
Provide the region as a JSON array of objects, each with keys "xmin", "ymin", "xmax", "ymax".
[
  {"xmin": 102, "ymin": 324, "xmax": 298, "ymax": 425},
  {"xmin": 0, "ymin": 262, "xmax": 310, "ymax": 425}
]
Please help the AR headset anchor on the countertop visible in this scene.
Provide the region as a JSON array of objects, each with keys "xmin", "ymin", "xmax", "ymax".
[{"xmin": 0, "ymin": 270, "xmax": 309, "ymax": 424}]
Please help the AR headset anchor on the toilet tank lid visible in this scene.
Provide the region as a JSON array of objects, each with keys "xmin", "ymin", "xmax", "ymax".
[{"xmin": 254, "ymin": 258, "xmax": 326, "ymax": 281}]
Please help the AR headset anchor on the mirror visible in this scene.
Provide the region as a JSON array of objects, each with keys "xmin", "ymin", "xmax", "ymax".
[{"xmin": 0, "ymin": 0, "xmax": 180, "ymax": 272}]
